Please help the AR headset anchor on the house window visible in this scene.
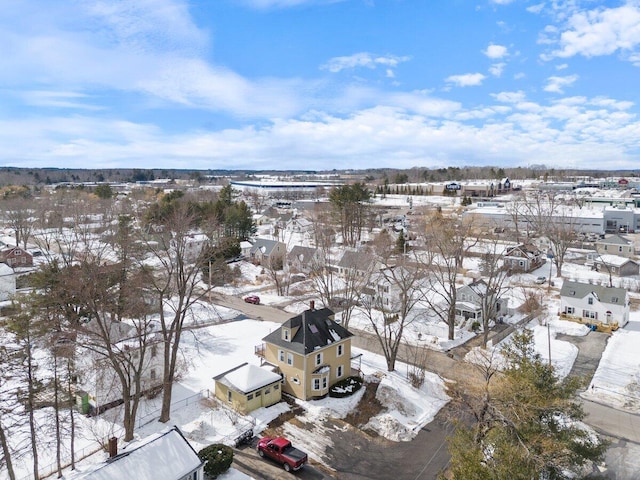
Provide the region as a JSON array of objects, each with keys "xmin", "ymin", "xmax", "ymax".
[
  {"xmin": 313, "ymin": 378, "xmax": 320, "ymax": 390},
  {"xmin": 150, "ymin": 369, "xmax": 156, "ymax": 381},
  {"xmin": 265, "ymin": 388, "xmax": 270, "ymax": 395},
  {"xmin": 588, "ymin": 297, "xmax": 593, "ymax": 305},
  {"xmin": 291, "ymin": 377, "xmax": 300, "ymax": 385},
  {"xmin": 583, "ymin": 310, "xmax": 597, "ymax": 319},
  {"xmin": 619, "ymin": 246, "xmax": 623, "ymax": 252},
  {"xmin": 565, "ymin": 306, "xmax": 575, "ymax": 315},
  {"xmin": 151, "ymin": 345, "xmax": 157, "ymax": 358},
  {"xmin": 322, "ymin": 377, "xmax": 328, "ymax": 389},
  {"xmin": 337, "ymin": 365, "xmax": 344, "ymax": 378},
  {"xmin": 279, "ymin": 350, "xmax": 285, "ymax": 362},
  {"xmin": 287, "ymin": 353, "xmax": 293, "ymax": 365},
  {"xmin": 274, "ymin": 384, "xmax": 279, "ymax": 390},
  {"xmin": 247, "ymin": 393, "xmax": 254, "ymax": 400},
  {"xmin": 604, "ymin": 245, "xmax": 608, "ymax": 250},
  {"xmin": 15, "ymin": 250, "xmax": 21, "ymax": 256},
  {"xmin": 315, "ymin": 352, "xmax": 323, "ymax": 366},
  {"xmin": 611, "ymin": 297, "xmax": 619, "ymax": 303},
  {"xmin": 283, "ymin": 329, "xmax": 290, "ymax": 341},
  {"xmin": 227, "ymin": 391, "xmax": 232, "ymax": 402},
  {"xmin": 255, "ymin": 390, "xmax": 261, "ymax": 397},
  {"xmin": 337, "ymin": 344, "xmax": 344, "ymax": 357}
]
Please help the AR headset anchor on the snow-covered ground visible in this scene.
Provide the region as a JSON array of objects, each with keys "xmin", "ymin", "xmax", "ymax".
[
  {"xmin": 581, "ymin": 311, "xmax": 640, "ymax": 413},
  {"xmin": 9, "ymin": 312, "xmax": 449, "ymax": 480}
]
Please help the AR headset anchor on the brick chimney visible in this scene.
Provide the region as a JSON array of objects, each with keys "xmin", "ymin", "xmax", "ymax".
[
  {"xmin": 108, "ymin": 437, "xmax": 118, "ymax": 458},
  {"xmin": 310, "ymin": 300, "xmax": 315, "ymax": 311}
]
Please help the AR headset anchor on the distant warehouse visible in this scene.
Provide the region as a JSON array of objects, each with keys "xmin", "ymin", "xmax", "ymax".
[{"xmin": 230, "ymin": 178, "xmax": 343, "ymax": 197}]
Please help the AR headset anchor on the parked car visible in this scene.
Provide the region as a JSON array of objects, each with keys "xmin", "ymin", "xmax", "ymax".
[
  {"xmin": 244, "ymin": 295, "xmax": 260, "ymax": 305},
  {"xmin": 257, "ymin": 436, "xmax": 308, "ymax": 472},
  {"xmin": 535, "ymin": 276, "xmax": 547, "ymax": 284}
]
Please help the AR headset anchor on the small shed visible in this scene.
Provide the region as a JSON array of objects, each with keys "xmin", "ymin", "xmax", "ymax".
[{"xmin": 214, "ymin": 363, "xmax": 282, "ymax": 414}]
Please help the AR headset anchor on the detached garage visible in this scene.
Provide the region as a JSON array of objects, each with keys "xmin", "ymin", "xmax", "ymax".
[{"xmin": 214, "ymin": 363, "xmax": 282, "ymax": 414}]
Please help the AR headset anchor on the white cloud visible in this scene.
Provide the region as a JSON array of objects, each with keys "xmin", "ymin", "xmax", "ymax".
[
  {"xmin": 445, "ymin": 73, "xmax": 487, "ymax": 87},
  {"xmin": 321, "ymin": 53, "xmax": 411, "ymax": 73},
  {"xmin": 546, "ymin": 4, "xmax": 640, "ymax": 61},
  {"xmin": 555, "ymin": 63, "xmax": 569, "ymax": 70},
  {"xmin": 489, "ymin": 63, "xmax": 506, "ymax": 77},
  {"xmin": 2, "ymin": 93, "xmax": 640, "ymax": 171},
  {"xmin": 544, "ymin": 74, "xmax": 579, "ymax": 93},
  {"xmin": 492, "ymin": 91, "xmax": 527, "ymax": 103},
  {"xmin": 490, "ymin": 0, "xmax": 515, "ymax": 4},
  {"xmin": 484, "ymin": 44, "xmax": 508, "ymax": 59},
  {"xmin": 527, "ymin": 3, "xmax": 545, "ymax": 15}
]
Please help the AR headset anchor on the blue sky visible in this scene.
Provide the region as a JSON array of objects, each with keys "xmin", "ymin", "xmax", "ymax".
[{"xmin": 1, "ymin": 0, "xmax": 640, "ymax": 171}]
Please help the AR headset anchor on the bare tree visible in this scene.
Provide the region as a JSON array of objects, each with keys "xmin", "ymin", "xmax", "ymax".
[
  {"xmin": 477, "ymin": 235, "xmax": 510, "ymax": 347},
  {"xmin": 359, "ymin": 257, "xmax": 425, "ymax": 372},
  {"xmin": 519, "ymin": 192, "xmax": 578, "ymax": 278},
  {"xmin": 3, "ymin": 197, "xmax": 37, "ymax": 249},
  {"xmin": 419, "ymin": 212, "xmax": 477, "ymax": 340},
  {"xmin": 140, "ymin": 202, "xmax": 212, "ymax": 423}
]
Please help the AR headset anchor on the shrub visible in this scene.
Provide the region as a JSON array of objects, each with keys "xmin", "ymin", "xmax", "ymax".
[
  {"xmin": 329, "ymin": 376, "xmax": 363, "ymax": 398},
  {"xmin": 198, "ymin": 443, "xmax": 233, "ymax": 478}
]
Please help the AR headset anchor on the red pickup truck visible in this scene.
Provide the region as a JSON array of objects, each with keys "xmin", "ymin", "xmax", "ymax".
[{"xmin": 256, "ymin": 436, "xmax": 308, "ymax": 472}]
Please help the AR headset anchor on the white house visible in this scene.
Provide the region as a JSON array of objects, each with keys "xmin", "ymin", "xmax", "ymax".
[
  {"xmin": 0, "ymin": 262, "xmax": 16, "ymax": 301},
  {"xmin": 560, "ymin": 280, "xmax": 629, "ymax": 329},
  {"xmin": 503, "ymin": 243, "xmax": 545, "ymax": 272},
  {"xmin": 596, "ymin": 234, "xmax": 636, "ymax": 258},
  {"xmin": 78, "ymin": 320, "xmax": 165, "ymax": 413},
  {"xmin": 69, "ymin": 426, "xmax": 204, "ymax": 480},
  {"xmin": 455, "ymin": 279, "xmax": 508, "ymax": 325}
]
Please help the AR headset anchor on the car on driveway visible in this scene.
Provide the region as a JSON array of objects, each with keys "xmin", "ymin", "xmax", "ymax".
[
  {"xmin": 535, "ymin": 276, "xmax": 547, "ymax": 284},
  {"xmin": 244, "ymin": 295, "xmax": 260, "ymax": 305}
]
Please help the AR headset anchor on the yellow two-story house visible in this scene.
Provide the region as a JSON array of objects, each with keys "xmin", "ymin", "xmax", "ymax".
[{"xmin": 257, "ymin": 303, "xmax": 354, "ymax": 401}]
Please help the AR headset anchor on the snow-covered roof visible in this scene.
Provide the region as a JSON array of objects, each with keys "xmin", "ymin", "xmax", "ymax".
[
  {"xmin": 215, "ymin": 362, "xmax": 281, "ymax": 393},
  {"xmin": 72, "ymin": 426, "xmax": 203, "ymax": 480},
  {"xmin": 594, "ymin": 254, "xmax": 637, "ymax": 268}
]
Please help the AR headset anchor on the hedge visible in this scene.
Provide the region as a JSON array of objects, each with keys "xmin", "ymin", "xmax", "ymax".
[{"xmin": 197, "ymin": 443, "xmax": 233, "ymax": 478}]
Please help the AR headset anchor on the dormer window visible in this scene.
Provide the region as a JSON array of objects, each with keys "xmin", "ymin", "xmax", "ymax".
[
  {"xmin": 611, "ymin": 297, "xmax": 619, "ymax": 303},
  {"xmin": 588, "ymin": 297, "xmax": 593, "ymax": 305},
  {"xmin": 283, "ymin": 328, "xmax": 290, "ymax": 341}
]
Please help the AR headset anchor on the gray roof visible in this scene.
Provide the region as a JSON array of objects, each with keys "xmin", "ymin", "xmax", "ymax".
[
  {"xmin": 598, "ymin": 234, "xmax": 632, "ymax": 246},
  {"xmin": 560, "ymin": 280, "xmax": 627, "ymax": 304},
  {"xmin": 288, "ymin": 245, "xmax": 318, "ymax": 263},
  {"xmin": 250, "ymin": 238, "xmax": 281, "ymax": 255},
  {"xmin": 337, "ymin": 249, "xmax": 376, "ymax": 270},
  {"xmin": 262, "ymin": 307, "xmax": 352, "ymax": 355}
]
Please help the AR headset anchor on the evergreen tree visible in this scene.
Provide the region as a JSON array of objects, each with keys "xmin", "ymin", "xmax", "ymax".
[{"xmin": 443, "ymin": 329, "xmax": 608, "ymax": 479}]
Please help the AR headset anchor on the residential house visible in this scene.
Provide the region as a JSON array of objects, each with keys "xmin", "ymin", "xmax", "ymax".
[
  {"xmin": 596, "ymin": 234, "xmax": 636, "ymax": 258},
  {"xmin": 287, "ymin": 245, "xmax": 322, "ymax": 275},
  {"xmin": 240, "ymin": 240, "xmax": 253, "ymax": 258},
  {"xmin": 0, "ymin": 262, "xmax": 16, "ymax": 301},
  {"xmin": 249, "ymin": 238, "xmax": 286, "ymax": 267},
  {"xmin": 70, "ymin": 426, "xmax": 204, "ymax": 480},
  {"xmin": 336, "ymin": 249, "xmax": 378, "ymax": 279},
  {"xmin": 285, "ymin": 216, "xmax": 313, "ymax": 235},
  {"xmin": 78, "ymin": 320, "xmax": 164, "ymax": 413},
  {"xmin": 503, "ymin": 243, "xmax": 544, "ymax": 272},
  {"xmin": 455, "ymin": 279, "xmax": 508, "ymax": 325},
  {"xmin": 0, "ymin": 245, "xmax": 33, "ymax": 267},
  {"xmin": 560, "ymin": 280, "xmax": 629, "ymax": 329},
  {"xmin": 593, "ymin": 254, "xmax": 640, "ymax": 277},
  {"xmin": 213, "ymin": 362, "xmax": 282, "ymax": 414},
  {"xmin": 364, "ymin": 265, "xmax": 422, "ymax": 313},
  {"xmin": 256, "ymin": 303, "xmax": 354, "ymax": 400}
]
